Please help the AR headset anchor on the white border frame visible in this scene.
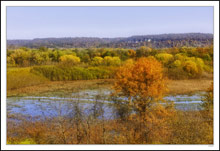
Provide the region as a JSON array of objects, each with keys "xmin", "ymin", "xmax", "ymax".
[{"xmin": 1, "ymin": 1, "xmax": 219, "ymax": 150}]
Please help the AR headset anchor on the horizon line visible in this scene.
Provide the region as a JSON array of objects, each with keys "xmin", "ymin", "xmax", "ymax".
[{"xmin": 7, "ymin": 32, "xmax": 213, "ymax": 41}]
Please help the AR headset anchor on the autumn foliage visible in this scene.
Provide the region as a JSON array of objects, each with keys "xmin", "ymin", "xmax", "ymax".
[
  {"xmin": 114, "ymin": 57, "xmax": 167, "ymax": 114},
  {"xmin": 7, "ymin": 46, "xmax": 213, "ymax": 144}
]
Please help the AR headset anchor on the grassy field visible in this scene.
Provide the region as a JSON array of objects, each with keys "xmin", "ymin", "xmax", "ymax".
[
  {"xmin": 7, "ymin": 79, "xmax": 113, "ymax": 97},
  {"xmin": 7, "ymin": 76, "xmax": 213, "ymax": 97},
  {"xmin": 7, "ymin": 67, "xmax": 49, "ymax": 90},
  {"xmin": 167, "ymin": 78, "xmax": 213, "ymax": 95}
]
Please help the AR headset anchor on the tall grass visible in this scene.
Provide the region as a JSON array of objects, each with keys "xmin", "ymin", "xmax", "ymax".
[
  {"xmin": 7, "ymin": 67, "xmax": 49, "ymax": 90},
  {"xmin": 31, "ymin": 66, "xmax": 117, "ymax": 81}
]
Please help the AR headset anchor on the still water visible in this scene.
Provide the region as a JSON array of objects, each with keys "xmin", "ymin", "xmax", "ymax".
[{"xmin": 7, "ymin": 89, "xmax": 205, "ymax": 119}]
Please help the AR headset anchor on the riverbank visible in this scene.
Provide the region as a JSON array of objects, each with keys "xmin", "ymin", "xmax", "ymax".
[
  {"xmin": 167, "ymin": 78, "xmax": 213, "ymax": 95},
  {"xmin": 7, "ymin": 77, "xmax": 213, "ymax": 97}
]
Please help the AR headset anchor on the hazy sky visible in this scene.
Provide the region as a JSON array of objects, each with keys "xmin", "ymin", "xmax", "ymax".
[{"xmin": 7, "ymin": 6, "xmax": 213, "ymax": 39}]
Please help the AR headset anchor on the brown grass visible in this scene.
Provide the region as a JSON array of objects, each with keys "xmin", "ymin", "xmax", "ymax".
[
  {"xmin": 7, "ymin": 73, "xmax": 213, "ymax": 97},
  {"xmin": 167, "ymin": 79, "xmax": 213, "ymax": 95},
  {"xmin": 7, "ymin": 109, "xmax": 213, "ymax": 144},
  {"xmin": 7, "ymin": 79, "xmax": 114, "ymax": 97}
]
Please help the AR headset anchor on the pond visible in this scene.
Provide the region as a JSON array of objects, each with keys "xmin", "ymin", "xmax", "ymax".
[{"xmin": 7, "ymin": 89, "xmax": 206, "ymax": 120}]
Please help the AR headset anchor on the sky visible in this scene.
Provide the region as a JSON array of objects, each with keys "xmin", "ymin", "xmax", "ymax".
[{"xmin": 7, "ymin": 6, "xmax": 213, "ymax": 40}]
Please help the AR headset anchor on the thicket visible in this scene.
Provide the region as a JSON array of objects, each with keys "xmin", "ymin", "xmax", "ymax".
[{"xmin": 31, "ymin": 66, "xmax": 116, "ymax": 81}]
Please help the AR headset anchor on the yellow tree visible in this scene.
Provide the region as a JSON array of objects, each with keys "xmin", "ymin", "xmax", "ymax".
[
  {"xmin": 91, "ymin": 57, "xmax": 103, "ymax": 66},
  {"xmin": 155, "ymin": 53, "xmax": 174, "ymax": 65},
  {"xmin": 103, "ymin": 56, "xmax": 121, "ymax": 66},
  {"xmin": 183, "ymin": 60, "xmax": 199, "ymax": 78},
  {"xmin": 59, "ymin": 55, "xmax": 80, "ymax": 66}
]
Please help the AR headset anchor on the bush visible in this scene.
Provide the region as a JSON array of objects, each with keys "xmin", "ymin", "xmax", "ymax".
[
  {"xmin": 155, "ymin": 53, "xmax": 174, "ymax": 66},
  {"xmin": 167, "ymin": 67, "xmax": 188, "ymax": 80},
  {"xmin": 7, "ymin": 56, "xmax": 15, "ymax": 66},
  {"xmin": 183, "ymin": 61, "xmax": 200, "ymax": 78},
  {"xmin": 59, "ymin": 55, "xmax": 80, "ymax": 66},
  {"xmin": 91, "ymin": 57, "xmax": 104, "ymax": 66},
  {"xmin": 172, "ymin": 60, "xmax": 182, "ymax": 68},
  {"xmin": 136, "ymin": 46, "xmax": 152, "ymax": 57},
  {"xmin": 103, "ymin": 56, "xmax": 121, "ymax": 66},
  {"xmin": 174, "ymin": 53, "xmax": 187, "ymax": 61}
]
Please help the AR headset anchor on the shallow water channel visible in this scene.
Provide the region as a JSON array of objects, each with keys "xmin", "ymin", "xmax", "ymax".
[{"xmin": 7, "ymin": 89, "xmax": 206, "ymax": 120}]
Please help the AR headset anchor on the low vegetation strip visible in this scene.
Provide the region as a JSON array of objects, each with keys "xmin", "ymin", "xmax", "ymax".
[
  {"xmin": 7, "ymin": 67, "xmax": 48, "ymax": 90},
  {"xmin": 31, "ymin": 66, "xmax": 117, "ymax": 81},
  {"xmin": 167, "ymin": 78, "xmax": 213, "ymax": 95},
  {"xmin": 7, "ymin": 78, "xmax": 213, "ymax": 97}
]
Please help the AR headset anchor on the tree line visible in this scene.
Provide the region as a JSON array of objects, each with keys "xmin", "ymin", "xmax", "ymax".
[
  {"xmin": 7, "ymin": 33, "xmax": 213, "ymax": 49},
  {"xmin": 7, "ymin": 46, "xmax": 213, "ymax": 80}
]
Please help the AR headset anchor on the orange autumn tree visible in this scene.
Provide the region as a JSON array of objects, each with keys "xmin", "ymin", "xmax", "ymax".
[
  {"xmin": 114, "ymin": 57, "xmax": 167, "ymax": 114},
  {"xmin": 113, "ymin": 57, "xmax": 174, "ymax": 143}
]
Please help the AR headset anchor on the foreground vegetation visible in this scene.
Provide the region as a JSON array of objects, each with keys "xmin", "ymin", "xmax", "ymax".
[{"xmin": 7, "ymin": 110, "xmax": 213, "ymax": 144}]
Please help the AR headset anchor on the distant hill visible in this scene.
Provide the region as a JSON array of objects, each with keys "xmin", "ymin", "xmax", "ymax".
[{"xmin": 7, "ymin": 33, "xmax": 213, "ymax": 49}]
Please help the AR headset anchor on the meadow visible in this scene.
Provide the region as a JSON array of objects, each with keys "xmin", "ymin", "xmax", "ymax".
[{"xmin": 7, "ymin": 46, "xmax": 213, "ymax": 144}]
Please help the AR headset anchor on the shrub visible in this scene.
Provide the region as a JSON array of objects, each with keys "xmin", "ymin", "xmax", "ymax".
[
  {"xmin": 167, "ymin": 67, "xmax": 188, "ymax": 80},
  {"xmin": 183, "ymin": 61, "xmax": 199, "ymax": 78},
  {"xmin": 174, "ymin": 53, "xmax": 187, "ymax": 61},
  {"xmin": 172, "ymin": 60, "xmax": 182, "ymax": 68},
  {"xmin": 91, "ymin": 57, "xmax": 104, "ymax": 66},
  {"xmin": 59, "ymin": 55, "xmax": 80, "ymax": 66},
  {"xmin": 7, "ymin": 56, "xmax": 15, "ymax": 66},
  {"xmin": 136, "ymin": 46, "xmax": 152, "ymax": 57},
  {"xmin": 103, "ymin": 56, "xmax": 121, "ymax": 66},
  {"xmin": 10, "ymin": 49, "xmax": 32, "ymax": 67},
  {"xmin": 203, "ymin": 54, "xmax": 212, "ymax": 61},
  {"xmin": 127, "ymin": 49, "xmax": 136, "ymax": 58},
  {"xmin": 155, "ymin": 53, "xmax": 174, "ymax": 65}
]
